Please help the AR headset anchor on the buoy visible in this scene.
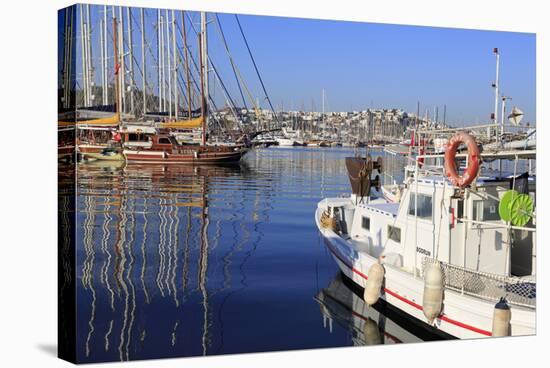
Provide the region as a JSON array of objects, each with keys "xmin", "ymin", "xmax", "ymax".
[
  {"xmin": 492, "ymin": 297, "xmax": 511, "ymax": 337},
  {"xmin": 363, "ymin": 263, "xmax": 385, "ymax": 305},
  {"xmin": 444, "ymin": 131, "xmax": 480, "ymax": 188},
  {"xmin": 363, "ymin": 318, "xmax": 383, "ymax": 345},
  {"xmin": 422, "ymin": 262, "xmax": 444, "ymax": 323}
]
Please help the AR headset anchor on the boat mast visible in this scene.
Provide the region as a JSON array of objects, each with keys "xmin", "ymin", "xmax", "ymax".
[
  {"xmin": 86, "ymin": 4, "xmax": 92, "ymax": 107},
  {"xmin": 500, "ymin": 96, "xmax": 511, "ymax": 134},
  {"xmin": 182, "ymin": 11, "xmax": 191, "ymax": 120},
  {"xmin": 172, "ymin": 10, "xmax": 178, "ymax": 120},
  {"xmin": 160, "ymin": 12, "xmax": 166, "ymax": 112},
  {"xmin": 493, "ymin": 47, "xmax": 500, "ymax": 142},
  {"xmin": 157, "ymin": 9, "xmax": 162, "ymax": 112},
  {"xmin": 140, "ymin": 7, "xmax": 146, "ymax": 116},
  {"xmin": 200, "ymin": 12, "xmax": 208, "ymax": 145},
  {"xmin": 62, "ymin": 7, "xmax": 73, "ymax": 109},
  {"xmin": 322, "ymin": 88, "xmax": 325, "ymax": 138},
  {"xmin": 165, "ymin": 9, "xmax": 172, "ymax": 120},
  {"xmin": 100, "ymin": 17, "xmax": 105, "ymax": 107},
  {"xmin": 118, "ymin": 6, "xmax": 125, "ymax": 115},
  {"xmin": 79, "ymin": 4, "xmax": 87, "ymax": 107},
  {"xmin": 126, "ymin": 7, "xmax": 135, "ymax": 117},
  {"xmin": 113, "ymin": 9, "xmax": 120, "ymax": 118},
  {"xmin": 103, "ymin": 5, "xmax": 108, "ymax": 105}
]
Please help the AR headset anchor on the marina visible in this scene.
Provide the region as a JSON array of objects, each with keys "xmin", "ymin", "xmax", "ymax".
[
  {"xmin": 57, "ymin": 3, "xmax": 536, "ymax": 364},
  {"xmin": 61, "ymin": 147, "xmax": 456, "ymax": 362}
]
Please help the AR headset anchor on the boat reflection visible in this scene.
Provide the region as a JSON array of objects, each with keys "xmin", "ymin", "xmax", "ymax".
[
  {"xmin": 75, "ymin": 162, "xmax": 261, "ymax": 362},
  {"xmin": 315, "ymin": 273, "xmax": 450, "ymax": 345},
  {"xmin": 72, "ymin": 148, "xmax": 411, "ymax": 363}
]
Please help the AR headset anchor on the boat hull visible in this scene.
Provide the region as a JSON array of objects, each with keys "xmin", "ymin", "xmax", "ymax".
[
  {"xmin": 84, "ymin": 152, "xmax": 125, "ymax": 162},
  {"xmin": 123, "ymin": 148, "xmax": 248, "ymax": 165}
]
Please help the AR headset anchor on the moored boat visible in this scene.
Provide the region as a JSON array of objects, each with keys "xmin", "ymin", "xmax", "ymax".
[
  {"xmin": 315, "ymin": 132, "xmax": 536, "ymax": 339},
  {"xmin": 122, "ymin": 128, "xmax": 248, "ymax": 165}
]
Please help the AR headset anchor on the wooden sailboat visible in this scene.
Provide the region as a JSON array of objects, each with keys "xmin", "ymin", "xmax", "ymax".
[{"xmin": 123, "ymin": 12, "xmax": 248, "ymax": 165}]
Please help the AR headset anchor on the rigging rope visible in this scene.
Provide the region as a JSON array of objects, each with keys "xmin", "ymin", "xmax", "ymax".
[
  {"xmin": 215, "ymin": 14, "xmax": 247, "ymax": 109},
  {"xmin": 215, "ymin": 14, "xmax": 261, "ymax": 119},
  {"xmin": 234, "ymin": 14, "xmax": 280, "ymax": 125}
]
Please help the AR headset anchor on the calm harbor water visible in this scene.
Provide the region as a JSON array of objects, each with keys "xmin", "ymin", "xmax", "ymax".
[{"xmin": 72, "ymin": 147, "xmax": 443, "ymax": 363}]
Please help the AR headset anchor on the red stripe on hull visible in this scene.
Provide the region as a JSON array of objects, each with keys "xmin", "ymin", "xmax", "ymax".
[{"xmin": 324, "ymin": 237, "xmax": 492, "ymax": 337}]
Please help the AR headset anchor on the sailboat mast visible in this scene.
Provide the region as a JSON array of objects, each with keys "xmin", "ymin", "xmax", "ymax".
[
  {"xmin": 118, "ymin": 6, "xmax": 125, "ymax": 115},
  {"xmin": 165, "ymin": 9, "xmax": 172, "ymax": 120},
  {"xmin": 157, "ymin": 10, "xmax": 162, "ymax": 112},
  {"xmin": 86, "ymin": 4, "xmax": 92, "ymax": 107},
  {"xmin": 200, "ymin": 12, "xmax": 208, "ymax": 145},
  {"xmin": 140, "ymin": 7, "xmax": 146, "ymax": 116},
  {"xmin": 160, "ymin": 13, "xmax": 165, "ymax": 112},
  {"xmin": 172, "ymin": 10, "xmax": 178, "ymax": 120},
  {"xmin": 79, "ymin": 4, "xmax": 87, "ymax": 107},
  {"xmin": 182, "ymin": 11, "xmax": 191, "ymax": 120},
  {"xmin": 322, "ymin": 88, "xmax": 325, "ymax": 136},
  {"xmin": 113, "ymin": 11, "xmax": 120, "ymax": 117},
  {"xmin": 127, "ymin": 7, "xmax": 135, "ymax": 117},
  {"xmin": 103, "ymin": 5, "xmax": 108, "ymax": 105}
]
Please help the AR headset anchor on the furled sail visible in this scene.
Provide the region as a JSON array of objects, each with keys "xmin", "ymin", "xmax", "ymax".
[
  {"xmin": 160, "ymin": 116, "xmax": 204, "ymax": 129},
  {"xmin": 58, "ymin": 113, "xmax": 121, "ymax": 127}
]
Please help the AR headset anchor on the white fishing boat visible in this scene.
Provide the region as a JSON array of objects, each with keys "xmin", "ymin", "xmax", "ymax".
[{"xmin": 315, "ymin": 132, "xmax": 536, "ymax": 339}]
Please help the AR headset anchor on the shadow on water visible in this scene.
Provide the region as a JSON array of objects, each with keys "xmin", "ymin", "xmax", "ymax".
[
  {"xmin": 315, "ymin": 272, "xmax": 453, "ymax": 345},
  {"xmin": 72, "ymin": 147, "xmax": 445, "ymax": 363}
]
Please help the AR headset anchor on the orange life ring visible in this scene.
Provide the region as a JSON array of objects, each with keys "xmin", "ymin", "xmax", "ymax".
[{"xmin": 444, "ymin": 131, "xmax": 480, "ymax": 188}]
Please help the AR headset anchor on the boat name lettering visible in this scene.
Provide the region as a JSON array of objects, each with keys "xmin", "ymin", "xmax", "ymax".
[{"xmin": 416, "ymin": 247, "xmax": 431, "ymax": 257}]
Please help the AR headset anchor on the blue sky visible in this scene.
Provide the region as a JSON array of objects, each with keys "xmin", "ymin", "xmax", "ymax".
[{"xmin": 60, "ymin": 5, "xmax": 536, "ymax": 126}]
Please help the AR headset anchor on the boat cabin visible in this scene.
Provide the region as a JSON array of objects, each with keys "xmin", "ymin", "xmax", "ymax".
[{"xmin": 330, "ymin": 161, "xmax": 535, "ymax": 280}]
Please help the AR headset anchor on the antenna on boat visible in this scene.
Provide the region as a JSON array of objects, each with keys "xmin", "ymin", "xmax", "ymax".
[
  {"xmin": 492, "ymin": 48, "xmax": 500, "ymax": 142},
  {"xmin": 500, "ymin": 95, "xmax": 512, "ymax": 135}
]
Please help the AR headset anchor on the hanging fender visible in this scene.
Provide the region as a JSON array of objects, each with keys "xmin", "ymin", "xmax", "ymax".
[{"xmin": 444, "ymin": 132, "xmax": 480, "ymax": 188}]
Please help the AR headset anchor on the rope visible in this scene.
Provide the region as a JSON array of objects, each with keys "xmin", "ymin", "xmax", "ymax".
[
  {"xmin": 209, "ymin": 59, "xmax": 244, "ymax": 132},
  {"xmin": 214, "ymin": 14, "xmax": 247, "ymax": 109},
  {"xmin": 234, "ymin": 14, "xmax": 280, "ymax": 125}
]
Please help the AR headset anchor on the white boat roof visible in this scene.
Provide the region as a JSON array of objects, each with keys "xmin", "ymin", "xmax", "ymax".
[
  {"xmin": 121, "ymin": 125, "xmax": 157, "ymax": 134},
  {"xmin": 362, "ymin": 202, "xmax": 400, "ymax": 217}
]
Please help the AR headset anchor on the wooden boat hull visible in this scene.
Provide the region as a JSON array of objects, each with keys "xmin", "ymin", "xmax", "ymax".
[{"xmin": 123, "ymin": 148, "xmax": 248, "ymax": 165}]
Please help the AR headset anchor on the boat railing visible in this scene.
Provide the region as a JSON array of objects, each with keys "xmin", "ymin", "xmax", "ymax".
[{"xmin": 422, "ymin": 257, "xmax": 535, "ymax": 309}]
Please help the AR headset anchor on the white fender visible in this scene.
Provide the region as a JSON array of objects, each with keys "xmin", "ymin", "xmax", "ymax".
[
  {"xmin": 422, "ymin": 262, "xmax": 444, "ymax": 323},
  {"xmin": 364, "ymin": 263, "xmax": 385, "ymax": 305},
  {"xmin": 492, "ymin": 298, "xmax": 511, "ymax": 337}
]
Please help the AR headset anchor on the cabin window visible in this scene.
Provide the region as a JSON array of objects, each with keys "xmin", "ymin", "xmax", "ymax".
[
  {"xmin": 408, "ymin": 193, "xmax": 433, "ymax": 220},
  {"xmin": 388, "ymin": 225, "xmax": 401, "ymax": 243},
  {"xmin": 128, "ymin": 133, "xmax": 149, "ymax": 142},
  {"xmin": 361, "ymin": 216, "xmax": 370, "ymax": 231},
  {"xmin": 456, "ymin": 199, "xmax": 464, "ymax": 219},
  {"xmin": 473, "ymin": 199, "xmax": 500, "ymax": 221},
  {"xmin": 158, "ymin": 137, "xmax": 171, "ymax": 144}
]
